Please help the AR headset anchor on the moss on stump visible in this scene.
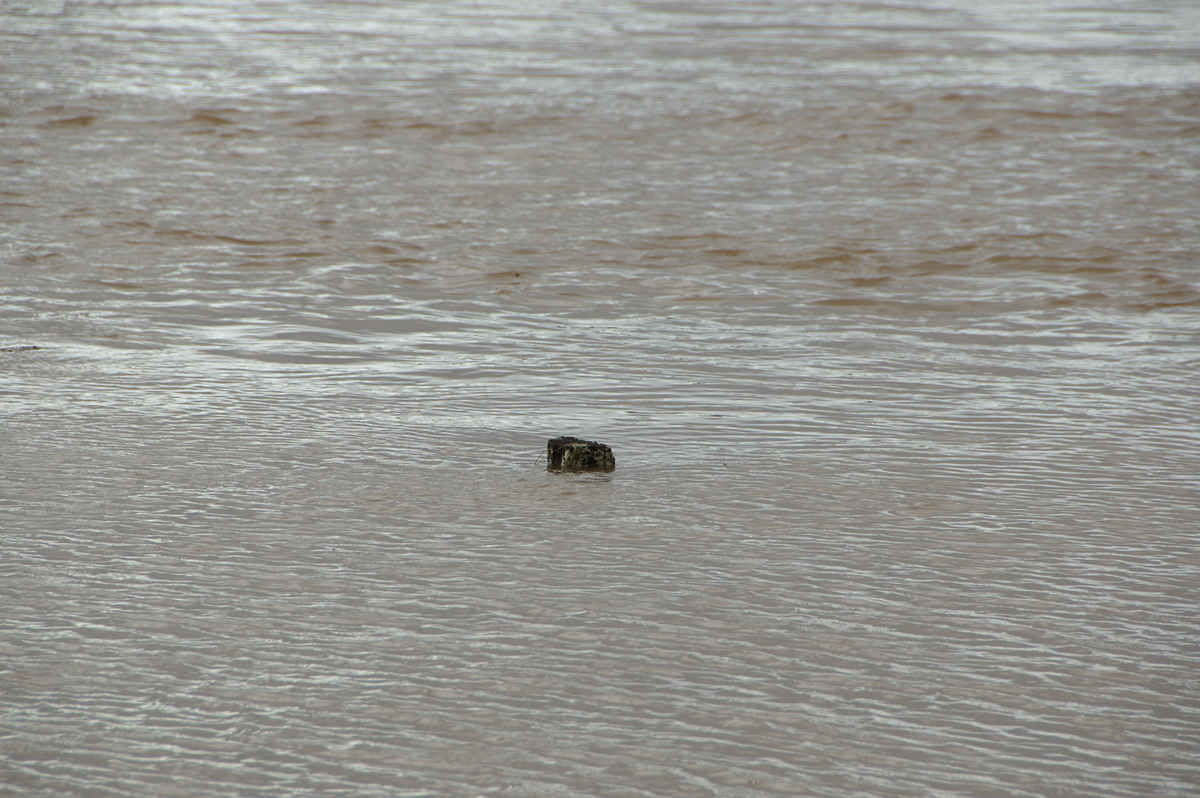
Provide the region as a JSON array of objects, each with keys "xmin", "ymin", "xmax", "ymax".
[{"xmin": 547, "ymin": 436, "xmax": 615, "ymax": 472}]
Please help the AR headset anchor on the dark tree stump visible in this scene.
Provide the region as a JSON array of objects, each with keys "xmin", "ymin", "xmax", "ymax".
[{"xmin": 547, "ymin": 436, "xmax": 615, "ymax": 472}]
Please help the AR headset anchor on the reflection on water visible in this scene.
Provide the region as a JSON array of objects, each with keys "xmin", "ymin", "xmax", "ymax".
[{"xmin": 2, "ymin": 1, "xmax": 1199, "ymax": 796}]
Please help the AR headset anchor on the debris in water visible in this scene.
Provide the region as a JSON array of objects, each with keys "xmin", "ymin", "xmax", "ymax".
[{"xmin": 547, "ymin": 436, "xmax": 615, "ymax": 472}]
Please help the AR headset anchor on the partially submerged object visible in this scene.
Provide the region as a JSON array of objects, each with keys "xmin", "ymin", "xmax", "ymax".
[{"xmin": 547, "ymin": 436, "xmax": 615, "ymax": 472}]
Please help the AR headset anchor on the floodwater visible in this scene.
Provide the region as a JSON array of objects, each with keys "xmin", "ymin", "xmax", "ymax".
[{"xmin": 2, "ymin": 2, "xmax": 1199, "ymax": 796}]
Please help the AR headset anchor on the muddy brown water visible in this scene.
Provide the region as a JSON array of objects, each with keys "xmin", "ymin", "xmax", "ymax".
[{"xmin": 2, "ymin": 2, "xmax": 1199, "ymax": 796}]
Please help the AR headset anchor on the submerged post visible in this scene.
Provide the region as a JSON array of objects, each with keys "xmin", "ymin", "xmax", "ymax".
[{"xmin": 547, "ymin": 436, "xmax": 615, "ymax": 472}]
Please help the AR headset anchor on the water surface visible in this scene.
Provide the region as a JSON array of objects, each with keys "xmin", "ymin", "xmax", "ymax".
[{"xmin": 2, "ymin": 2, "xmax": 1199, "ymax": 796}]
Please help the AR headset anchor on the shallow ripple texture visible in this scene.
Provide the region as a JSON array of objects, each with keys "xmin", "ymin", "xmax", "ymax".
[{"xmin": 2, "ymin": 1, "xmax": 1199, "ymax": 797}]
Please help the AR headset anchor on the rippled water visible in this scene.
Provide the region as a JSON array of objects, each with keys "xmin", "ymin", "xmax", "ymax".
[{"xmin": 3, "ymin": 2, "xmax": 1199, "ymax": 796}]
